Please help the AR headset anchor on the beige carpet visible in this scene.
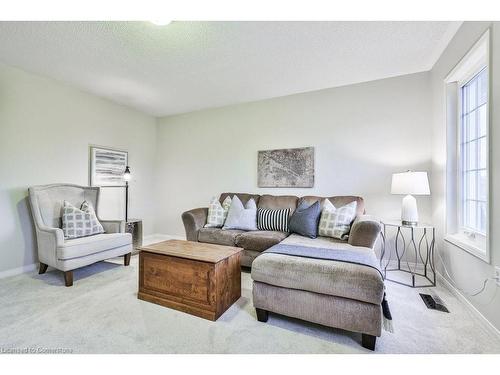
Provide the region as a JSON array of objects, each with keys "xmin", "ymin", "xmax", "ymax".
[{"xmin": 0, "ymin": 255, "xmax": 499, "ymax": 354}]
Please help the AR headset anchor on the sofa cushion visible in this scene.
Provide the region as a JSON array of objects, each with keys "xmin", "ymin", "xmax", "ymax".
[
  {"xmin": 235, "ymin": 230, "xmax": 289, "ymax": 252},
  {"xmin": 198, "ymin": 227, "xmax": 245, "ymax": 246},
  {"xmin": 301, "ymin": 195, "xmax": 365, "ymax": 217},
  {"xmin": 251, "ymin": 249, "xmax": 384, "ymax": 305},
  {"xmin": 258, "ymin": 194, "xmax": 298, "ymax": 211},
  {"xmin": 57, "ymin": 233, "xmax": 132, "ymax": 260},
  {"xmin": 219, "ymin": 192, "xmax": 260, "ymax": 207}
]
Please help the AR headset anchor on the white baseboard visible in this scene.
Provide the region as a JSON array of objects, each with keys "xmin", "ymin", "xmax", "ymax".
[
  {"xmin": 0, "ymin": 234, "xmax": 183, "ymax": 279},
  {"xmin": 436, "ymin": 273, "xmax": 500, "ymax": 339},
  {"xmin": 0, "ymin": 263, "xmax": 37, "ymax": 279},
  {"xmin": 143, "ymin": 233, "xmax": 185, "ymax": 245}
]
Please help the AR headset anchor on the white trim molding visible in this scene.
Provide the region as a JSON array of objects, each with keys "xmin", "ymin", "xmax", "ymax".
[
  {"xmin": 0, "ymin": 263, "xmax": 37, "ymax": 280},
  {"xmin": 143, "ymin": 233, "xmax": 185, "ymax": 245},
  {"xmin": 437, "ymin": 272, "xmax": 500, "ymax": 339},
  {"xmin": 444, "ymin": 28, "xmax": 491, "ymax": 264},
  {"xmin": 444, "ymin": 234, "xmax": 489, "ymax": 263},
  {"xmin": 382, "ymin": 259, "xmax": 500, "ymax": 339},
  {"xmin": 0, "ymin": 234, "xmax": 184, "ymax": 279}
]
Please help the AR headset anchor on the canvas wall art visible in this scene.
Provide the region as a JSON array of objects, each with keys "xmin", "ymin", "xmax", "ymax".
[
  {"xmin": 90, "ymin": 146, "xmax": 128, "ymax": 187},
  {"xmin": 258, "ymin": 147, "xmax": 314, "ymax": 188}
]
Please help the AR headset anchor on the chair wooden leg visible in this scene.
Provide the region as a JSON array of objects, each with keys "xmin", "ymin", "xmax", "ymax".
[
  {"xmin": 256, "ymin": 308, "xmax": 269, "ymax": 322},
  {"xmin": 124, "ymin": 252, "xmax": 131, "ymax": 266},
  {"xmin": 38, "ymin": 263, "xmax": 48, "ymax": 274},
  {"xmin": 64, "ymin": 271, "xmax": 73, "ymax": 287},
  {"xmin": 361, "ymin": 334, "xmax": 376, "ymax": 351}
]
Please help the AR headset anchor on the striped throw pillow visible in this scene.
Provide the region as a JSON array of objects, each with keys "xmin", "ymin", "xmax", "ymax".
[{"xmin": 257, "ymin": 208, "xmax": 291, "ymax": 232}]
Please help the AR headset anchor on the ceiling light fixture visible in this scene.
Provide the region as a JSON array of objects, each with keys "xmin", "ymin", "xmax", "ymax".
[{"xmin": 150, "ymin": 20, "xmax": 172, "ymax": 26}]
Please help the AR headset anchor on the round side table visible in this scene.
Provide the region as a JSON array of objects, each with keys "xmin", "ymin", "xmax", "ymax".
[{"xmin": 380, "ymin": 220, "xmax": 436, "ymax": 288}]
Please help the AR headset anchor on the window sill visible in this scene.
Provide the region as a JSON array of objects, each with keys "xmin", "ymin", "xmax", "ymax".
[{"xmin": 444, "ymin": 234, "xmax": 490, "ymax": 263}]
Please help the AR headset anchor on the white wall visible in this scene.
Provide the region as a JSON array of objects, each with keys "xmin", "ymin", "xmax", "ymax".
[
  {"xmin": 155, "ymin": 72, "xmax": 433, "ymax": 240},
  {"xmin": 0, "ymin": 62, "xmax": 157, "ymax": 274},
  {"xmin": 430, "ymin": 21, "xmax": 500, "ymax": 331}
]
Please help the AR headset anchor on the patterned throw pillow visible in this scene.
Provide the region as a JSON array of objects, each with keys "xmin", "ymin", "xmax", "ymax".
[
  {"xmin": 318, "ymin": 200, "xmax": 357, "ymax": 240},
  {"xmin": 257, "ymin": 208, "xmax": 291, "ymax": 232},
  {"xmin": 62, "ymin": 200, "xmax": 104, "ymax": 239},
  {"xmin": 80, "ymin": 200, "xmax": 105, "ymax": 232},
  {"xmin": 205, "ymin": 196, "xmax": 232, "ymax": 228}
]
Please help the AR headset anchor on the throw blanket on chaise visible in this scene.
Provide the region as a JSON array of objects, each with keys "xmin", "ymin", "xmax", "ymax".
[{"xmin": 263, "ymin": 243, "xmax": 393, "ymax": 332}]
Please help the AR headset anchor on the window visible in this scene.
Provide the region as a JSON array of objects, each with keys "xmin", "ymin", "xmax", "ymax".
[
  {"xmin": 445, "ymin": 30, "xmax": 490, "ymax": 262},
  {"xmin": 460, "ymin": 69, "xmax": 488, "ymax": 235}
]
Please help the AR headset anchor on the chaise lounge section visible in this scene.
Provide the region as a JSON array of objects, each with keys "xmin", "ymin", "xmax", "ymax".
[{"xmin": 251, "ymin": 233, "xmax": 384, "ymax": 350}]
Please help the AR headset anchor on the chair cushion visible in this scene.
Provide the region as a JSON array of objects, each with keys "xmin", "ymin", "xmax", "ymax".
[
  {"xmin": 57, "ymin": 233, "xmax": 132, "ymax": 260},
  {"xmin": 235, "ymin": 230, "xmax": 289, "ymax": 252},
  {"xmin": 30, "ymin": 184, "xmax": 99, "ymax": 229},
  {"xmin": 198, "ymin": 228, "xmax": 245, "ymax": 246},
  {"xmin": 251, "ymin": 249, "xmax": 384, "ymax": 305}
]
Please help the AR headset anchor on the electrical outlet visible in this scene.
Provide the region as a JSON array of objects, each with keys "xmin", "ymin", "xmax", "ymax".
[{"xmin": 495, "ymin": 267, "xmax": 500, "ymax": 287}]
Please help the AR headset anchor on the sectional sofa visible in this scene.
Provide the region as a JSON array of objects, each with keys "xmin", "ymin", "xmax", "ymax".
[{"xmin": 182, "ymin": 193, "xmax": 384, "ymax": 350}]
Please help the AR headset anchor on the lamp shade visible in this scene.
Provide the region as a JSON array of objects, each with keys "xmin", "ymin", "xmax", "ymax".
[
  {"xmin": 123, "ymin": 166, "xmax": 131, "ymax": 181},
  {"xmin": 391, "ymin": 171, "xmax": 430, "ymax": 195}
]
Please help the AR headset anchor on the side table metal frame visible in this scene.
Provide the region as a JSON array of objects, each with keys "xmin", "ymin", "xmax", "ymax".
[{"xmin": 380, "ymin": 221, "xmax": 436, "ymax": 288}]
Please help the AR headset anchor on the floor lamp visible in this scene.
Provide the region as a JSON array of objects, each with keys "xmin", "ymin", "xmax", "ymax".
[{"xmin": 123, "ymin": 166, "xmax": 131, "ymax": 222}]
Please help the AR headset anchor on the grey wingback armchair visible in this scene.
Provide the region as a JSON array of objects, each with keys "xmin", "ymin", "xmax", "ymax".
[{"xmin": 28, "ymin": 184, "xmax": 132, "ymax": 286}]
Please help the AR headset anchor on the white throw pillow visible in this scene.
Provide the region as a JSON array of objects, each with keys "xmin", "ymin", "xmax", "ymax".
[
  {"xmin": 205, "ymin": 196, "xmax": 232, "ymax": 228},
  {"xmin": 62, "ymin": 200, "xmax": 104, "ymax": 239},
  {"xmin": 318, "ymin": 199, "xmax": 357, "ymax": 240},
  {"xmin": 222, "ymin": 196, "xmax": 258, "ymax": 231}
]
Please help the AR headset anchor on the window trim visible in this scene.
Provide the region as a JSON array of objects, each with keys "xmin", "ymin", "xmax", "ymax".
[{"xmin": 444, "ymin": 29, "xmax": 490, "ymax": 263}]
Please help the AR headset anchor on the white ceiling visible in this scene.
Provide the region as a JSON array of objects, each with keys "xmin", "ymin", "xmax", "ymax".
[{"xmin": 0, "ymin": 21, "xmax": 461, "ymax": 117}]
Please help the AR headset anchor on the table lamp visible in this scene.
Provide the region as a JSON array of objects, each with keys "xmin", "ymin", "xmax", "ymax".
[{"xmin": 391, "ymin": 171, "xmax": 430, "ymax": 226}]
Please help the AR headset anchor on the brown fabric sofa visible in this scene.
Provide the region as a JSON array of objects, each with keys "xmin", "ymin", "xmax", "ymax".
[
  {"xmin": 182, "ymin": 193, "xmax": 379, "ymax": 267},
  {"xmin": 182, "ymin": 192, "xmax": 383, "ymax": 350}
]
